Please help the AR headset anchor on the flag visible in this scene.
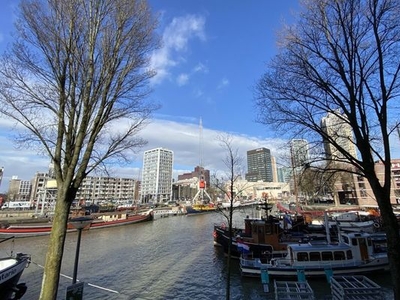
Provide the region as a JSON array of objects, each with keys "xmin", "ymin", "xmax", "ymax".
[
  {"xmin": 285, "ymin": 214, "xmax": 293, "ymax": 225},
  {"xmin": 237, "ymin": 241, "xmax": 250, "ymax": 253}
]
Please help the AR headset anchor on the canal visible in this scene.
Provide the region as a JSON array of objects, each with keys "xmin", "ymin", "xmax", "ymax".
[{"xmin": 3, "ymin": 208, "xmax": 394, "ymax": 299}]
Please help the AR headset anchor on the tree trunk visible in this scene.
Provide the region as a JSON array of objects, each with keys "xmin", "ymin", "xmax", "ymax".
[
  {"xmin": 370, "ymin": 181, "xmax": 400, "ymax": 300},
  {"xmin": 225, "ymin": 203, "xmax": 233, "ymax": 300},
  {"xmin": 39, "ymin": 196, "xmax": 71, "ymax": 300}
]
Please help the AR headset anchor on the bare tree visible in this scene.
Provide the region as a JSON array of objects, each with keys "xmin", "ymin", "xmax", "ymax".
[
  {"xmin": 211, "ymin": 134, "xmax": 246, "ymax": 300},
  {"xmin": 0, "ymin": 0, "xmax": 159, "ymax": 299},
  {"xmin": 255, "ymin": 0, "xmax": 400, "ymax": 297}
]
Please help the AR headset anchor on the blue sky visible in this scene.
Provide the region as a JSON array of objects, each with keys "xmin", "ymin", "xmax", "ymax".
[
  {"xmin": 0, "ymin": 0, "xmax": 301, "ymax": 190},
  {"xmin": 149, "ymin": 0, "xmax": 299, "ymax": 137},
  {"xmin": 2, "ymin": 1, "xmax": 400, "ymax": 193}
]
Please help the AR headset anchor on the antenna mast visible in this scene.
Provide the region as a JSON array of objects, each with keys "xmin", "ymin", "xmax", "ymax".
[{"xmin": 199, "ymin": 117, "xmax": 203, "ymax": 169}]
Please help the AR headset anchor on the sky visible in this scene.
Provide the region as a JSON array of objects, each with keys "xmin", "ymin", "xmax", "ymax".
[{"xmin": 0, "ymin": 0, "xmax": 304, "ymax": 191}]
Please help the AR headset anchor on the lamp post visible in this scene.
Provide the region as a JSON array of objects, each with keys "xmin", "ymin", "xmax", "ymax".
[{"xmin": 69, "ymin": 217, "xmax": 93, "ymax": 284}]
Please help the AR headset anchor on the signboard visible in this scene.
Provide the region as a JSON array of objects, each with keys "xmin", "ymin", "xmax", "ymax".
[{"xmin": 66, "ymin": 282, "xmax": 84, "ymax": 300}]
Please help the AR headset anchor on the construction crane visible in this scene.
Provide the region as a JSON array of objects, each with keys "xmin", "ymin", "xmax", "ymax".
[{"xmin": 192, "ymin": 118, "xmax": 212, "ymax": 204}]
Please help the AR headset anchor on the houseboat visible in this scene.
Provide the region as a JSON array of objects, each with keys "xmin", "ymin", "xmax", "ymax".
[{"xmin": 240, "ymin": 231, "xmax": 389, "ymax": 278}]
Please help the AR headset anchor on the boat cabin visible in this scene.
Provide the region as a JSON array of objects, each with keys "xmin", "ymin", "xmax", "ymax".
[
  {"xmin": 242, "ymin": 216, "xmax": 286, "ymax": 251},
  {"xmin": 273, "ymin": 232, "xmax": 384, "ymax": 267}
]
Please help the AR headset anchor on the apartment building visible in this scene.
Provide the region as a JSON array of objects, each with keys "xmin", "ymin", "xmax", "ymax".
[
  {"xmin": 75, "ymin": 176, "xmax": 139, "ymax": 203},
  {"xmin": 290, "ymin": 139, "xmax": 309, "ymax": 168},
  {"xmin": 354, "ymin": 160, "xmax": 400, "ymax": 206},
  {"xmin": 7, "ymin": 176, "xmax": 32, "ymax": 202},
  {"xmin": 140, "ymin": 148, "xmax": 173, "ymax": 203},
  {"xmin": 321, "ymin": 111, "xmax": 357, "ymax": 161},
  {"xmin": 245, "ymin": 147, "xmax": 273, "ymax": 182},
  {"xmin": 24, "ymin": 172, "xmax": 139, "ymax": 205}
]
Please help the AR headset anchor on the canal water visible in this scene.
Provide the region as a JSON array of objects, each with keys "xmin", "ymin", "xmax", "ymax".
[{"xmin": 2, "ymin": 208, "xmax": 394, "ymax": 299}]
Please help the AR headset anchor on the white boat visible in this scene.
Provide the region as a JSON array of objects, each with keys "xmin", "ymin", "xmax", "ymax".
[
  {"xmin": 0, "ymin": 237, "xmax": 31, "ymax": 300},
  {"xmin": 220, "ymin": 201, "xmax": 241, "ymax": 209},
  {"xmin": 240, "ymin": 231, "xmax": 389, "ymax": 278},
  {"xmin": 310, "ymin": 211, "xmax": 381, "ymax": 233},
  {"xmin": 329, "ymin": 211, "xmax": 380, "ymax": 233}
]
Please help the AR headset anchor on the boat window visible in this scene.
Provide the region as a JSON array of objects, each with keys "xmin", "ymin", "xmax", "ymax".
[
  {"xmin": 346, "ymin": 250, "xmax": 353, "ymax": 259},
  {"xmin": 309, "ymin": 252, "xmax": 321, "ymax": 261},
  {"xmin": 297, "ymin": 252, "xmax": 309, "ymax": 261},
  {"xmin": 373, "ymin": 241, "xmax": 387, "ymax": 253},
  {"xmin": 351, "ymin": 238, "xmax": 358, "ymax": 246},
  {"xmin": 322, "ymin": 251, "xmax": 333, "ymax": 261},
  {"xmin": 341, "ymin": 236, "xmax": 349, "ymax": 244},
  {"xmin": 334, "ymin": 251, "xmax": 345, "ymax": 260}
]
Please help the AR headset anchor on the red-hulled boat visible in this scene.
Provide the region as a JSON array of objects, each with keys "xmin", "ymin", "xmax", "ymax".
[{"xmin": 0, "ymin": 209, "xmax": 154, "ymax": 238}]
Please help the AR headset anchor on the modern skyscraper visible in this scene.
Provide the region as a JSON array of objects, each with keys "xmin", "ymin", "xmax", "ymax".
[
  {"xmin": 140, "ymin": 147, "xmax": 173, "ymax": 203},
  {"xmin": 321, "ymin": 111, "xmax": 357, "ymax": 161},
  {"xmin": 245, "ymin": 148, "xmax": 273, "ymax": 182},
  {"xmin": 277, "ymin": 166, "xmax": 292, "ymax": 183},
  {"xmin": 290, "ymin": 139, "xmax": 309, "ymax": 168}
]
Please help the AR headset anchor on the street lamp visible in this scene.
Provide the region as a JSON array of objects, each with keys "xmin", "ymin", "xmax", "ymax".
[{"xmin": 69, "ymin": 216, "xmax": 93, "ymax": 284}]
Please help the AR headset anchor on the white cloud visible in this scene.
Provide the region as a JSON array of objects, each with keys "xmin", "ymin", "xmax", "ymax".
[
  {"xmin": 0, "ymin": 117, "xmax": 288, "ymax": 191},
  {"xmin": 177, "ymin": 73, "xmax": 189, "ymax": 86},
  {"xmin": 193, "ymin": 62, "xmax": 208, "ymax": 73},
  {"xmin": 150, "ymin": 15, "xmax": 206, "ymax": 85},
  {"xmin": 136, "ymin": 119, "xmax": 288, "ymax": 173},
  {"xmin": 217, "ymin": 77, "xmax": 230, "ymax": 89}
]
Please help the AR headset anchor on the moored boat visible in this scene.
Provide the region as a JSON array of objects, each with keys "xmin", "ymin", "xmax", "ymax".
[
  {"xmin": 220, "ymin": 201, "xmax": 240, "ymax": 209},
  {"xmin": 89, "ymin": 209, "xmax": 154, "ymax": 229},
  {"xmin": 185, "ymin": 202, "xmax": 217, "ymax": 215},
  {"xmin": 0, "ymin": 209, "xmax": 154, "ymax": 238},
  {"xmin": 153, "ymin": 207, "xmax": 186, "ymax": 218},
  {"xmin": 0, "ymin": 237, "xmax": 31, "ymax": 300},
  {"xmin": 329, "ymin": 210, "xmax": 381, "ymax": 233},
  {"xmin": 275, "ymin": 202, "xmax": 382, "ymax": 233},
  {"xmin": 240, "ymin": 231, "xmax": 389, "ymax": 278},
  {"xmin": 214, "ymin": 214, "xmax": 327, "ymax": 259}
]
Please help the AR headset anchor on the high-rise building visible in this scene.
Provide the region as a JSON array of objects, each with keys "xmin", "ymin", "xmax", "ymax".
[
  {"xmin": 277, "ymin": 166, "xmax": 292, "ymax": 183},
  {"xmin": 245, "ymin": 148, "xmax": 273, "ymax": 182},
  {"xmin": 140, "ymin": 147, "xmax": 173, "ymax": 203},
  {"xmin": 271, "ymin": 156, "xmax": 278, "ymax": 182},
  {"xmin": 321, "ymin": 111, "xmax": 357, "ymax": 161},
  {"xmin": 290, "ymin": 139, "xmax": 309, "ymax": 168}
]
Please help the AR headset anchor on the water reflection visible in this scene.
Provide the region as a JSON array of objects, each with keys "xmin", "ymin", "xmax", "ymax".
[{"xmin": 13, "ymin": 210, "xmax": 394, "ymax": 299}]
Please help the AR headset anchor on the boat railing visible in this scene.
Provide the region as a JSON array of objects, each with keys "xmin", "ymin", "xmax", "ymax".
[
  {"xmin": 240, "ymin": 256, "xmax": 263, "ymax": 268},
  {"xmin": 273, "ymin": 257, "xmax": 362, "ymax": 268}
]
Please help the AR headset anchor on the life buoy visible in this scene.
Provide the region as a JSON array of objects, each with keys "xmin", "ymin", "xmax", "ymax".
[{"xmin": 373, "ymin": 222, "xmax": 380, "ymax": 228}]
